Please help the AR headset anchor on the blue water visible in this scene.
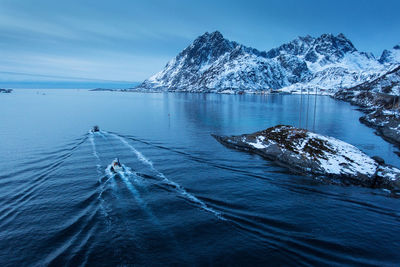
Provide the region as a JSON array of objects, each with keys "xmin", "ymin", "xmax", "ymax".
[{"xmin": 0, "ymin": 89, "xmax": 399, "ymax": 266}]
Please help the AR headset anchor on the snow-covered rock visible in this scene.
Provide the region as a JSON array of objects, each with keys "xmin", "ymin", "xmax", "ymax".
[
  {"xmin": 334, "ymin": 66, "xmax": 400, "ymax": 145},
  {"xmin": 344, "ymin": 65, "xmax": 400, "ymax": 97},
  {"xmin": 213, "ymin": 125, "xmax": 400, "ymax": 190},
  {"xmin": 136, "ymin": 31, "xmax": 390, "ymax": 94},
  {"xmin": 360, "ymin": 109, "xmax": 400, "ymax": 146},
  {"xmin": 379, "ymin": 44, "xmax": 400, "ymax": 65}
]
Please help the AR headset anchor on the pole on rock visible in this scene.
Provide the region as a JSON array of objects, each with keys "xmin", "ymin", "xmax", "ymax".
[
  {"xmin": 306, "ymin": 88, "xmax": 310, "ymax": 130},
  {"xmin": 299, "ymin": 88, "xmax": 303, "ymax": 128},
  {"xmin": 313, "ymin": 87, "xmax": 318, "ymax": 132}
]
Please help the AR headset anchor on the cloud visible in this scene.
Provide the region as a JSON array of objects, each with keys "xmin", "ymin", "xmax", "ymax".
[
  {"xmin": 0, "ymin": 51, "xmax": 172, "ymax": 81},
  {"xmin": 0, "ymin": 0, "xmax": 399, "ymax": 82}
]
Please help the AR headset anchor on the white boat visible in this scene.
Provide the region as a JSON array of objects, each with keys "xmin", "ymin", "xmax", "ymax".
[
  {"xmin": 91, "ymin": 125, "xmax": 100, "ymax": 132},
  {"xmin": 110, "ymin": 158, "xmax": 123, "ymax": 172}
]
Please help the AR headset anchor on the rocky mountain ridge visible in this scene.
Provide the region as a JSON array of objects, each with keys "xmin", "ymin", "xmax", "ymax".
[{"xmin": 137, "ymin": 31, "xmax": 399, "ymax": 94}]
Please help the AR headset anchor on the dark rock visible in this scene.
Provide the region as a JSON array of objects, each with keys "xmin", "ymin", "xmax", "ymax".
[
  {"xmin": 372, "ymin": 156, "xmax": 385, "ymax": 165},
  {"xmin": 213, "ymin": 125, "xmax": 400, "ymax": 191},
  {"xmin": 90, "ymin": 88, "xmax": 117, "ymax": 91},
  {"xmin": 0, "ymin": 88, "xmax": 12, "ymax": 93}
]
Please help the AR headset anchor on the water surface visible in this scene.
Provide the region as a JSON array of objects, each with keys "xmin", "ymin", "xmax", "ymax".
[{"xmin": 0, "ymin": 89, "xmax": 399, "ymax": 266}]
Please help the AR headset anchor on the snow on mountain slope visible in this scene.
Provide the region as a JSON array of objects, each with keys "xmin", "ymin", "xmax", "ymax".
[
  {"xmin": 137, "ymin": 31, "xmax": 394, "ymax": 94},
  {"xmin": 337, "ymin": 65, "xmax": 400, "ymax": 98},
  {"xmin": 266, "ymin": 33, "xmax": 357, "ymax": 68},
  {"xmin": 193, "ymin": 47, "xmax": 311, "ymax": 91},
  {"xmin": 142, "ymin": 31, "xmax": 239, "ymax": 90},
  {"xmin": 280, "ymin": 66, "xmax": 383, "ymax": 95},
  {"xmin": 140, "ymin": 31, "xmax": 310, "ymax": 92},
  {"xmin": 379, "ymin": 44, "xmax": 400, "ymax": 65},
  {"xmin": 270, "ymin": 34, "xmax": 384, "ymax": 93},
  {"xmin": 334, "ymin": 66, "xmax": 400, "ymax": 145}
]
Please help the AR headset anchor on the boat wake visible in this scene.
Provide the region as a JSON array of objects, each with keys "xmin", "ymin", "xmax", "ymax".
[
  {"xmin": 92, "ymin": 131, "xmax": 173, "ymax": 229},
  {"xmin": 89, "ymin": 133, "xmax": 102, "ymax": 174},
  {"xmin": 104, "ymin": 163, "xmax": 162, "ymax": 222},
  {"xmin": 104, "ymin": 131, "xmax": 226, "ymax": 221},
  {"xmin": 89, "ymin": 132, "xmax": 114, "ymax": 223}
]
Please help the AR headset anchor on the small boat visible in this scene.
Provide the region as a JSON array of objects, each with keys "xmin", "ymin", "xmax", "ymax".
[
  {"xmin": 91, "ymin": 125, "xmax": 100, "ymax": 132},
  {"xmin": 110, "ymin": 158, "xmax": 123, "ymax": 173}
]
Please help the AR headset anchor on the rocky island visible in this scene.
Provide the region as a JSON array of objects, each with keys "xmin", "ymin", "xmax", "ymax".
[
  {"xmin": 0, "ymin": 88, "xmax": 12, "ymax": 93},
  {"xmin": 213, "ymin": 125, "xmax": 400, "ymax": 191},
  {"xmin": 90, "ymin": 88, "xmax": 132, "ymax": 92}
]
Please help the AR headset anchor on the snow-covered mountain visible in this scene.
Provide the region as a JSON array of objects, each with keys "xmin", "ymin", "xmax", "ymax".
[
  {"xmin": 334, "ymin": 66, "xmax": 400, "ymax": 145},
  {"xmin": 137, "ymin": 31, "xmax": 395, "ymax": 94},
  {"xmin": 379, "ymin": 44, "xmax": 400, "ymax": 65},
  {"xmin": 335, "ymin": 65, "xmax": 400, "ymax": 104},
  {"xmin": 268, "ymin": 33, "xmax": 384, "ymax": 93},
  {"xmin": 139, "ymin": 31, "xmax": 309, "ymax": 92}
]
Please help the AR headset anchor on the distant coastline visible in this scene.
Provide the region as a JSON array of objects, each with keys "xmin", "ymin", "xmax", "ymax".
[
  {"xmin": 0, "ymin": 88, "xmax": 12, "ymax": 93},
  {"xmin": 0, "ymin": 81, "xmax": 140, "ymax": 90}
]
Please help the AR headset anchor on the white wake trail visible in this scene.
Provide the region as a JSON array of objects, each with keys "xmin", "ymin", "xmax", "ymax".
[
  {"xmin": 89, "ymin": 132, "xmax": 112, "ymax": 221},
  {"xmin": 98, "ymin": 131, "xmax": 108, "ymax": 140},
  {"xmin": 107, "ymin": 132, "xmax": 226, "ymax": 221},
  {"xmin": 89, "ymin": 133, "xmax": 104, "ymax": 184},
  {"xmin": 106, "ymin": 164, "xmax": 160, "ymax": 223}
]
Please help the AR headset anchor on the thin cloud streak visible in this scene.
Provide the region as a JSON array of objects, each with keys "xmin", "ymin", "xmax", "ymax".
[
  {"xmin": 0, "ymin": 71, "xmax": 134, "ymax": 83},
  {"xmin": 0, "ymin": 0, "xmax": 399, "ymax": 82}
]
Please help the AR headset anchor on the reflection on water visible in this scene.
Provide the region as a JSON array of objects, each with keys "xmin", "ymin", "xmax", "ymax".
[{"xmin": 0, "ymin": 89, "xmax": 399, "ymax": 266}]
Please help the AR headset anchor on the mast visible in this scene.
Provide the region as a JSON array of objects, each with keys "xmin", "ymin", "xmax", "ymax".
[
  {"xmin": 299, "ymin": 88, "xmax": 303, "ymax": 128},
  {"xmin": 313, "ymin": 87, "xmax": 318, "ymax": 132},
  {"xmin": 306, "ymin": 87, "xmax": 310, "ymax": 130}
]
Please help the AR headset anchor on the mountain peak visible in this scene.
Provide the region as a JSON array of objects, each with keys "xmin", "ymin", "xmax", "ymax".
[
  {"xmin": 195, "ymin": 31, "xmax": 225, "ymax": 44},
  {"xmin": 266, "ymin": 33, "xmax": 356, "ymax": 61},
  {"xmin": 379, "ymin": 43, "xmax": 400, "ymax": 64},
  {"xmin": 139, "ymin": 31, "xmax": 384, "ymax": 94},
  {"xmin": 209, "ymin": 30, "xmax": 223, "ymax": 38},
  {"xmin": 337, "ymin": 33, "xmax": 348, "ymax": 40},
  {"xmin": 315, "ymin": 33, "xmax": 356, "ymax": 53},
  {"xmin": 184, "ymin": 31, "xmax": 237, "ymax": 59}
]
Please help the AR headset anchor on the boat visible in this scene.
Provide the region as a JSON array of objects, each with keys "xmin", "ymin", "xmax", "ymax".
[
  {"xmin": 91, "ymin": 125, "xmax": 100, "ymax": 132},
  {"xmin": 110, "ymin": 158, "xmax": 123, "ymax": 172}
]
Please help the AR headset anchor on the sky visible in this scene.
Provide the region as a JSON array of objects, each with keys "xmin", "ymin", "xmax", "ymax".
[{"xmin": 1, "ymin": 0, "xmax": 399, "ymax": 84}]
